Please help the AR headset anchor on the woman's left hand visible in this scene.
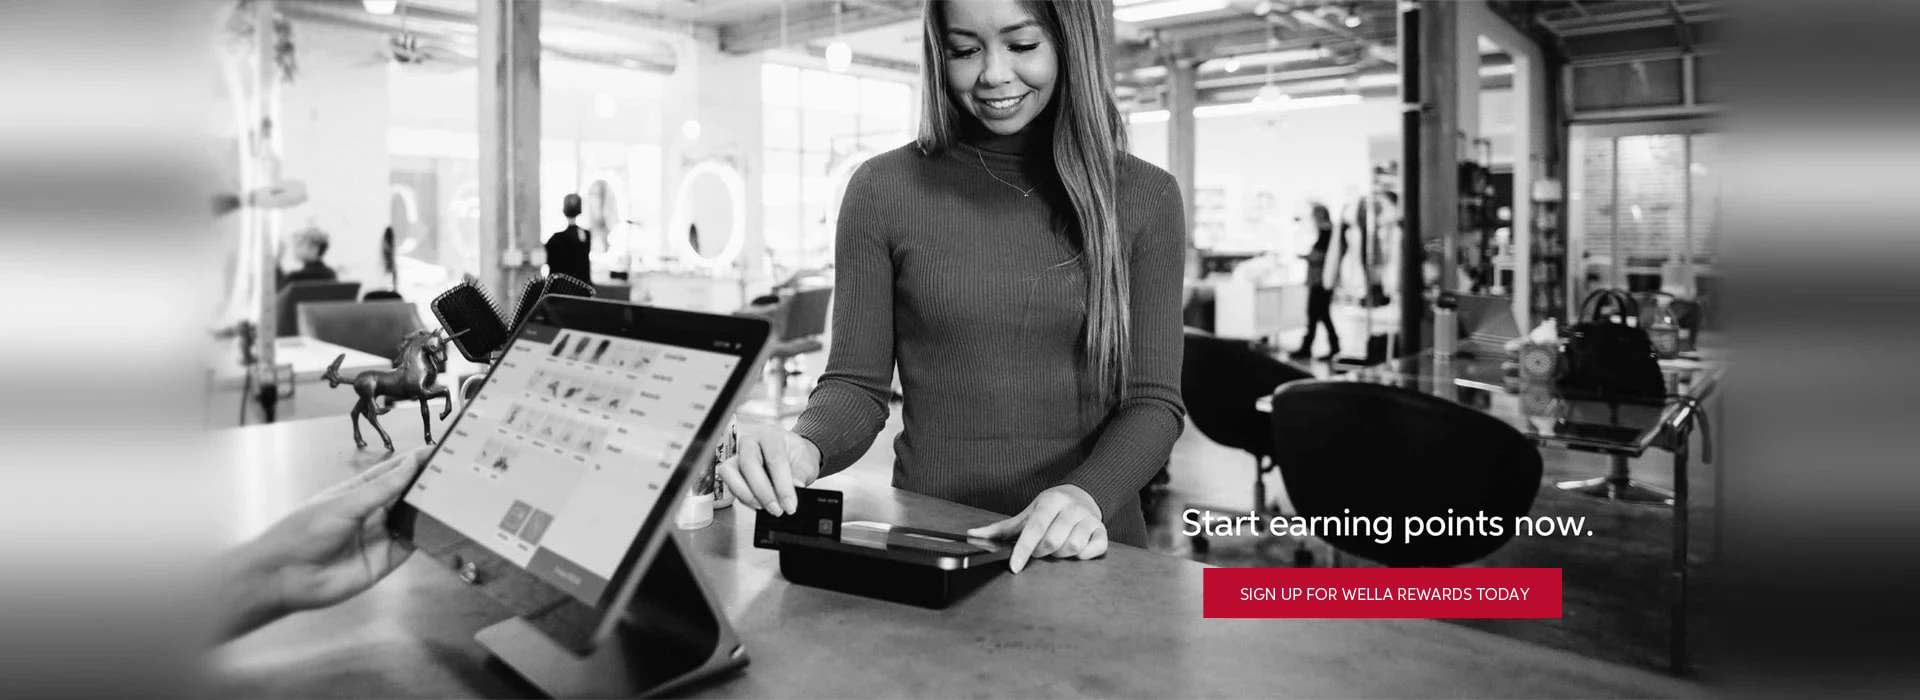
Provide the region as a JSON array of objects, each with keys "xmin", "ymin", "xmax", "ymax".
[{"xmin": 966, "ymin": 485, "xmax": 1108, "ymax": 574}]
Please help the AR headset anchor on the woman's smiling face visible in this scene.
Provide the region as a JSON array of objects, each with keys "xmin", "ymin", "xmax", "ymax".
[{"xmin": 941, "ymin": 0, "xmax": 1057, "ymax": 137}]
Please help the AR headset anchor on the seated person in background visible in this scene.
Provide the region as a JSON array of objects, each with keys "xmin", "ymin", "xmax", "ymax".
[{"xmin": 276, "ymin": 227, "xmax": 338, "ymax": 290}]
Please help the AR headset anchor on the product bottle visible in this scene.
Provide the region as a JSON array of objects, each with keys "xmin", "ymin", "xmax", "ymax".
[
  {"xmin": 1647, "ymin": 298, "xmax": 1680, "ymax": 358},
  {"xmin": 1434, "ymin": 292, "xmax": 1458, "ymax": 358}
]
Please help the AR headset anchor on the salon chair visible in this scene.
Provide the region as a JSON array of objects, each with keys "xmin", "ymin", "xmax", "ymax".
[
  {"xmin": 1267, "ymin": 380, "xmax": 1542, "ymax": 567},
  {"xmin": 1177, "ymin": 329, "xmax": 1314, "ymax": 559},
  {"xmin": 298, "ymin": 300, "xmax": 424, "ymax": 362},
  {"xmin": 594, "ymin": 282, "xmax": 633, "ymax": 301},
  {"xmin": 735, "ymin": 286, "xmax": 833, "ymax": 418},
  {"xmin": 276, "ymin": 281, "xmax": 361, "ymax": 337}
]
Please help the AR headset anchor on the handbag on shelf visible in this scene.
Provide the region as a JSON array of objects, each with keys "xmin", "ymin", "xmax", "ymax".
[{"xmin": 1555, "ymin": 289, "xmax": 1665, "ymax": 402}]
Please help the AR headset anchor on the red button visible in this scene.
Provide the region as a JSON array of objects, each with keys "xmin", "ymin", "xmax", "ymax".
[{"xmin": 1203, "ymin": 568, "xmax": 1562, "ymax": 618}]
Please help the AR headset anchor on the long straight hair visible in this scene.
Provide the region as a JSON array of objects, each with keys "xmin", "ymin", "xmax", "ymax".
[{"xmin": 916, "ymin": 0, "xmax": 1131, "ymax": 405}]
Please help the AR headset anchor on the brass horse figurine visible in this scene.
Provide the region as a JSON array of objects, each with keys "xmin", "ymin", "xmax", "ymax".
[{"xmin": 322, "ymin": 328, "xmax": 462, "ymax": 451}]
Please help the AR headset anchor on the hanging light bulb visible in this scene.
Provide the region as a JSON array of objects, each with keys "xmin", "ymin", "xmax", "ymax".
[
  {"xmin": 1251, "ymin": 26, "xmax": 1280, "ymax": 104},
  {"xmin": 1223, "ymin": 58, "xmax": 1241, "ymax": 73},
  {"xmin": 825, "ymin": 1, "xmax": 852, "ymax": 73},
  {"xmin": 363, "ymin": 0, "xmax": 398, "ymax": 14},
  {"xmin": 1344, "ymin": 12, "xmax": 1363, "ymax": 28},
  {"xmin": 826, "ymin": 41, "xmax": 853, "ymax": 73}
]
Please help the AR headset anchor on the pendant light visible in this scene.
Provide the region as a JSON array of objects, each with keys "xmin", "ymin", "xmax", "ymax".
[
  {"xmin": 364, "ymin": 0, "xmax": 398, "ymax": 15},
  {"xmin": 825, "ymin": 2, "xmax": 852, "ymax": 73},
  {"xmin": 1252, "ymin": 28, "xmax": 1283, "ymax": 103}
]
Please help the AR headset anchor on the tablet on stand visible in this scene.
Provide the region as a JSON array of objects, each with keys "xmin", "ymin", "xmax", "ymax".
[{"xmin": 388, "ymin": 296, "xmax": 772, "ymax": 698}]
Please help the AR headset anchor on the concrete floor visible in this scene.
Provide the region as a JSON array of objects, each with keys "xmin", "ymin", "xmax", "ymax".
[{"xmin": 752, "ymin": 373, "xmax": 1716, "ymax": 678}]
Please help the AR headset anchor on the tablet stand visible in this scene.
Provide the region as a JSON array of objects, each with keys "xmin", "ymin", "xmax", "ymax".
[{"xmin": 475, "ymin": 534, "xmax": 747, "ymax": 698}]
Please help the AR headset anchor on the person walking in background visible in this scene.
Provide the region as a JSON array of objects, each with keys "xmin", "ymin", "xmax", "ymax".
[
  {"xmin": 1291, "ymin": 202, "xmax": 1340, "ymax": 361},
  {"xmin": 544, "ymin": 193, "xmax": 592, "ymax": 282},
  {"xmin": 276, "ymin": 227, "xmax": 338, "ymax": 290}
]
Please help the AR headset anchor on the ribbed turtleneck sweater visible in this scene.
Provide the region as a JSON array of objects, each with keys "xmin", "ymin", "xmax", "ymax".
[{"xmin": 790, "ymin": 134, "xmax": 1187, "ymax": 547}]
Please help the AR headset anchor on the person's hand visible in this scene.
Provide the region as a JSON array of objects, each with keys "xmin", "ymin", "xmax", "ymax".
[
  {"xmin": 238, "ymin": 447, "xmax": 431, "ymax": 618},
  {"xmin": 717, "ymin": 422, "xmax": 821, "ymax": 516},
  {"xmin": 967, "ymin": 485, "xmax": 1108, "ymax": 574}
]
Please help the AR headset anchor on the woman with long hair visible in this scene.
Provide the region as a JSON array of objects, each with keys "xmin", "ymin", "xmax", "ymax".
[{"xmin": 720, "ymin": 0, "xmax": 1185, "ymax": 572}]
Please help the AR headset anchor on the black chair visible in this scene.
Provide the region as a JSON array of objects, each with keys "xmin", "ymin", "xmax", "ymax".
[
  {"xmin": 362, "ymin": 290, "xmax": 403, "ymax": 301},
  {"xmin": 594, "ymin": 282, "xmax": 633, "ymax": 301},
  {"xmin": 298, "ymin": 300, "xmax": 423, "ymax": 361},
  {"xmin": 275, "ymin": 281, "xmax": 361, "ymax": 337},
  {"xmin": 1268, "ymin": 381, "xmax": 1542, "ymax": 567},
  {"xmin": 1178, "ymin": 329, "xmax": 1314, "ymax": 555},
  {"xmin": 735, "ymin": 285, "xmax": 834, "ymax": 418}
]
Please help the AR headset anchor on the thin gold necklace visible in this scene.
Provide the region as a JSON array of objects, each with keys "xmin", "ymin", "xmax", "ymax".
[{"xmin": 976, "ymin": 149, "xmax": 1036, "ymax": 197}]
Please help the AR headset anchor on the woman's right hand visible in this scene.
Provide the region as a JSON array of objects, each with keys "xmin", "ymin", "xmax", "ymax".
[{"xmin": 717, "ymin": 422, "xmax": 822, "ymax": 516}]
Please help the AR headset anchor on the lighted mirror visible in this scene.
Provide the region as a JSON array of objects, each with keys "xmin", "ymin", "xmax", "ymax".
[{"xmin": 670, "ymin": 161, "xmax": 745, "ymax": 268}]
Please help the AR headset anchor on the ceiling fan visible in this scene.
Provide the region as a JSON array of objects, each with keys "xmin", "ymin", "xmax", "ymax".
[{"xmin": 358, "ymin": 1, "xmax": 470, "ymax": 71}]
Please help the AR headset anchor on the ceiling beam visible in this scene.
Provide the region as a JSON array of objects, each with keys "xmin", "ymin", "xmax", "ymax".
[
  {"xmin": 1114, "ymin": 22, "xmax": 1387, "ymax": 74},
  {"xmin": 720, "ymin": 1, "xmax": 921, "ymax": 55},
  {"xmin": 787, "ymin": 43, "xmax": 920, "ymax": 75},
  {"xmin": 1195, "ymin": 72, "xmax": 1512, "ymax": 107},
  {"xmin": 281, "ymin": 2, "xmax": 677, "ymax": 74},
  {"xmin": 1285, "ymin": 7, "xmax": 1395, "ymax": 65},
  {"xmin": 1558, "ymin": 23, "xmax": 1718, "ymax": 59},
  {"xmin": 540, "ymin": 0, "xmax": 717, "ymax": 44},
  {"xmin": 1666, "ymin": 0, "xmax": 1695, "ymax": 53},
  {"xmin": 1541, "ymin": 5, "xmax": 1718, "ymax": 34},
  {"xmin": 1551, "ymin": 12, "xmax": 1721, "ymax": 38}
]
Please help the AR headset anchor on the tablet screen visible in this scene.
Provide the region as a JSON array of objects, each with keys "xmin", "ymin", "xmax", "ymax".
[{"xmin": 402, "ymin": 321, "xmax": 741, "ymax": 605}]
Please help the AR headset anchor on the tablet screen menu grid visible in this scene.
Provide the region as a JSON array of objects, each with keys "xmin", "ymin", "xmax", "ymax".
[{"xmin": 404, "ymin": 324, "xmax": 740, "ymax": 604}]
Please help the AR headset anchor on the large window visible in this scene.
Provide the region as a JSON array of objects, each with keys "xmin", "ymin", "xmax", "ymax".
[
  {"xmin": 1568, "ymin": 122, "xmax": 1721, "ymax": 308},
  {"xmin": 761, "ymin": 63, "xmax": 914, "ymax": 270}
]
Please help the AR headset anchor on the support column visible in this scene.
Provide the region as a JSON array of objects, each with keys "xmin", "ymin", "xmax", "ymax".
[
  {"xmin": 478, "ymin": 0, "xmax": 541, "ymax": 303},
  {"xmin": 1403, "ymin": 0, "xmax": 1462, "ymax": 351},
  {"xmin": 1166, "ymin": 57, "xmax": 1199, "ymax": 251},
  {"xmin": 1422, "ymin": 0, "xmax": 1461, "ymax": 294}
]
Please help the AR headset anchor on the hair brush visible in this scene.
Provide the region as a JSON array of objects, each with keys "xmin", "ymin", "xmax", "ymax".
[
  {"xmin": 507, "ymin": 276, "xmax": 552, "ymax": 335},
  {"xmin": 431, "ymin": 282, "xmax": 510, "ymax": 362},
  {"xmin": 545, "ymin": 273, "xmax": 597, "ymax": 300}
]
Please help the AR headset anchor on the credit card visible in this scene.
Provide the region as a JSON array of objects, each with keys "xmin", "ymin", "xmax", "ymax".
[{"xmin": 752, "ymin": 486, "xmax": 842, "ymax": 549}]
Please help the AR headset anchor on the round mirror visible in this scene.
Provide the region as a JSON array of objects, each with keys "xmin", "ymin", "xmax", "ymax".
[{"xmin": 670, "ymin": 161, "xmax": 745, "ymax": 267}]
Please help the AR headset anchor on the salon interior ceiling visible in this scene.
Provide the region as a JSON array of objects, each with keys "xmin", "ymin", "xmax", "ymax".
[{"xmin": 283, "ymin": 0, "xmax": 1719, "ymax": 106}]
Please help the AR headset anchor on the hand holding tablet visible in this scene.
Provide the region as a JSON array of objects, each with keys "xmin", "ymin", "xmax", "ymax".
[{"xmin": 219, "ymin": 446, "xmax": 432, "ymax": 642}]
